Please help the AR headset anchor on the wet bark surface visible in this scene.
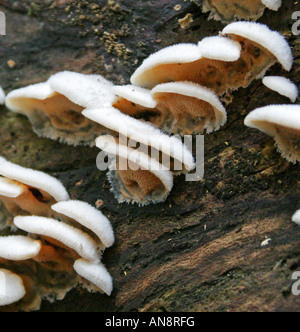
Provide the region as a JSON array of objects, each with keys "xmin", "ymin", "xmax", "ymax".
[{"xmin": 0, "ymin": 0, "xmax": 299, "ymax": 312}]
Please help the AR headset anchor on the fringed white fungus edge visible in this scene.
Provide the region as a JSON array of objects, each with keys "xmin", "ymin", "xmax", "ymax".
[
  {"xmin": 52, "ymin": 200, "xmax": 115, "ymax": 249},
  {"xmin": 222, "ymin": 22, "xmax": 293, "ymax": 71},
  {"xmin": 0, "ymin": 269, "xmax": 26, "ymax": 307},
  {"xmin": 262, "ymin": 76, "xmax": 298, "ymax": 103},
  {"xmin": 0, "ymin": 157, "xmax": 70, "ymax": 202},
  {"xmin": 14, "ymin": 216, "xmax": 101, "ymax": 263}
]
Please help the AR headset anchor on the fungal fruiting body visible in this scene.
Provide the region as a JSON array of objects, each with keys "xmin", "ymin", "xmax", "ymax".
[
  {"xmin": 130, "ymin": 38, "xmax": 242, "ymax": 95},
  {"xmin": 0, "ymin": 236, "xmax": 41, "ymax": 261},
  {"xmin": 262, "ymin": 76, "xmax": 299, "ymax": 103},
  {"xmin": 131, "ymin": 25, "xmax": 292, "ymax": 96},
  {"xmin": 0, "ymin": 236, "xmax": 45, "ymax": 310},
  {"xmin": 51, "ymin": 200, "xmax": 115, "ymax": 249},
  {"xmin": 111, "ymin": 84, "xmax": 158, "ymax": 120},
  {"xmin": 0, "ymin": 269, "xmax": 26, "ymax": 307},
  {"xmin": 111, "ymin": 82, "xmax": 227, "ymax": 135},
  {"xmin": 0, "ymin": 157, "xmax": 69, "ymax": 222},
  {"xmin": 130, "ymin": 43, "xmax": 202, "ymax": 88},
  {"xmin": 0, "ymin": 158, "xmax": 114, "ymax": 310},
  {"xmin": 244, "ymin": 105, "xmax": 300, "ymax": 163},
  {"xmin": 151, "ymin": 81, "xmax": 227, "ymax": 135},
  {"xmin": 0, "ymin": 201, "xmax": 115, "ymax": 310},
  {"xmin": 14, "ymin": 216, "xmax": 101, "ymax": 263},
  {"xmin": 292, "ymin": 210, "xmax": 300, "ymax": 226},
  {"xmin": 202, "ymin": 0, "xmax": 282, "ymax": 22},
  {"xmin": 83, "ymin": 108, "xmax": 195, "ymax": 173},
  {"xmin": 96, "ymin": 135, "xmax": 174, "ymax": 206},
  {"xmin": 222, "ymin": 22, "xmax": 293, "ymax": 92},
  {"xmin": 74, "ymin": 259, "xmax": 113, "ymax": 296},
  {"xmin": 110, "ymin": 84, "xmax": 163, "ymax": 131},
  {"xmin": 5, "ymin": 71, "xmax": 115, "ymax": 146},
  {"xmin": 261, "ymin": 0, "xmax": 282, "ymax": 11},
  {"xmin": 14, "ymin": 214, "xmax": 113, "ymax": 298}
]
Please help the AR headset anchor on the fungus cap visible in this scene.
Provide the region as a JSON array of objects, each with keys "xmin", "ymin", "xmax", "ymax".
[
  {"xmin": 0, "ymin": 236, "xmax": 42, "ymax": 261},
  {"xmin": 48, "ymin": 71, "xmax": 115, "ymax": 109},
  {"xmin": 83, "ymin": 108, "xmax": 195, "ymax": 172},
  {"xmin": 152, "ymin": 81, "xmax": 227, "ymax": 134},
  {"xmin": 292, "ymin": 210, "xmax": 300, "ymax": 226},
  {"xmin": 245, "ymin": 105, "xmax": 300, "ymax": 133},
  {"xmin": 222, "ymin": 22, "xmax": 293, "ymax": 71},
  {"xmin": 96, "ymin": 135, "xmax": 174, "ymax": 192},
  {"xmin": 0, "ymin": 177, "xmax": 27, "ymax": 198},
  {"xmin": 244, "ymin": 105, "xmax": 300, "ymax": 163},
  {"xmin": 5, "ymin": 72, "xmax": 115, "ymax": 146},
  {"xmin": 198, "ymin": 36, "xmax": 241, "ymax": 62},
  {"xmin": 0, "ymin": 157, "xmax": 69, "ymax": 202},
  {"xmin": 5, "ymin": 82, "xmax": 55, "ymax": 114},
  {"xmin": 111, "ymin": 85, "xmax": 157, "ymax": 109},
  {"xmin": 14, "ymin": 216, "xmax": 101, "ymax": 263},
  {"xmin": 0, "ymin": 269, "xmax": 26, "ymax": 306},
  {"xmin": 262, "ymin": 76, "xmax": 298, "ymax": 103},
  {"xmin": 261, "ymin": 0, "xmax": 282, "ymax": 11},
  {"xmin": 96, "ymin": 135, "xmax": 174, "ymax": 206},
  {"xmin": 51, "ymin": 200, "xmax": 115, "ymax": 248},
  {"xmin": 74, "ymin": 259, "xmax": 113, "ymax": 296},
  {"xmin": 130, "ymin": 43, "xmax": 202, "ymax": 87}
]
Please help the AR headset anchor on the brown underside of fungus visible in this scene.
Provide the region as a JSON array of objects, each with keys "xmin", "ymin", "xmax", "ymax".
[
  {"xmin": 110, "ymin": 82, "xmax": 227, "ymax": 135},
  {"xmin": 0, "ymin": 157, "xmax": 69, "ymax": 225},
  {"xmin": 245, "ymin": 105, "xmax": 300, "ymax": 164},
  {"xmin": 131, "ymin": 23, "xmax": 292, "ymax": 96},
  {"xmin": 0, "ymin": 158, "xmax": 114, "ymax": 310},
  {"xmin": 5, "ymin": 72, "xmax": 115, "ymax": 146},
  {"xmin": 96, "ymin": 135, "xmax": 174, "ymax": 206}
]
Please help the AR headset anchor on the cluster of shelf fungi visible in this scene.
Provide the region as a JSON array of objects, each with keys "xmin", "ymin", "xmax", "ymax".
[{"xmin": 0, "ymin": 0, "xmax": 299, "ymax": 311}]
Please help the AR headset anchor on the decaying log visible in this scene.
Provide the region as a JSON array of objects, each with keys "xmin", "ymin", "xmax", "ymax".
[{"xmin": 0, "ymin": 0, "xmax": 299, "ymax": 312}]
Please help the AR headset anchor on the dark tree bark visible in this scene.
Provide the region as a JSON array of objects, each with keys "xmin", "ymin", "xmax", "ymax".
[{"xmin": 0, "ymin": 0, "xmax": 299, "ymax": 312}]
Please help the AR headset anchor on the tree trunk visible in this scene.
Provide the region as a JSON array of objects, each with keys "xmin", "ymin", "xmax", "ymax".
[{"xmin": 0, "ymin": 0, "xmax": 299, "ymax": 312}]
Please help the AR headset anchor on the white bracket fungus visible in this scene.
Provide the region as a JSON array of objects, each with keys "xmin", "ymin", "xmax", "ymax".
[
  {"xmin": 0, "ymin": 157, "xmax": 69, "ymax": 202},
  {"xmin": 74, "ymin": 259, "xmax": 113, "ymax": 296},
  {"xmin": 0, "ymin": 269, "xmax": 26, "ymax": 307},
  {"xmin": 0, "ymin": 236, "xmax": 41, "ymax": 261},
  {"xmin": 110, "ymin": 84, "xmax": 162, "ymax": 126},
  {"xmin": 83, "ymin": 108, "xmax": 195, "ymax": 173},
  {"xmin": 198, "ymin": 36, "xmax": 241, "ymax": 62},
  {"xmin": 130, "ymin": 39, "xmax": 242, "ymax": 94},
  {"xmin": 130, "ymin": 24, "xmax": 292, "ymax": 96},
  {"xmin": 244, "ymin": 105, "xmax": 300, "ymax": 163},
  {"xmin": 111, "ymin": 82, "xmax": 227, "ymax": 136},
  {"xmin": 0, "ymin": 177, "xmax": 27, "ymax": 198},
  {"xmin": 14, "ymin": 216, "xmax": 102, "ymax": 263},
  {"xmin": 5, "ymin": 71, "xmax": 115, "ymax": 146},
  {"xmin": 262, "ymin": 76, "xmax": 299, "ymax": 103},
  {"xmin": 202, "ymin": 0, "xmax": 282, "ymax": 22},
  {"xmin": 220, "ymin": 22, "xmax": 293, "ymax": 93},
  {"xmin": 151, "ymin": 81, "xmax": 227, "ymax": 135},
  {"xmin": 222, "ymin": 22, "xmax": 293, "ymax": 72},
  {"xmin": 0, "ymin": 157, "xmax": 69, "ymax": 220},
  {"xmin": 96, "ymin": 135, "xmax": 174, "ymax": 206},
  {"xmin": 111, "ymin": 85, "xmax": 157, "ymax": 111},
  {"xmin": 292, "ymin": 210, "xmax": 300, "ymax": 226},
  {"xmin": 0, "ymin": 201, "xmax": 115, "ymax": 310},
  {"xmin": 51, "ymin": 200, "xmax": 115, "ymax": 249},
  {"xmin": 130, "ymin": 43, "xmax": 202, "ymax": 88},
  {"xmin": 261, "ymin": 0, "xmax": 282, "ymax": 11}
]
